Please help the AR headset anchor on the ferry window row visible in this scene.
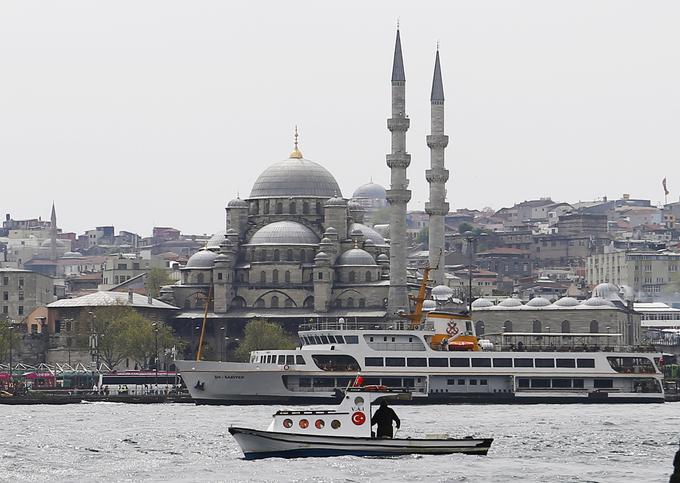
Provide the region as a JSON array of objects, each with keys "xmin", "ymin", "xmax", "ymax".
[
  {"xmin": 254, "ymin": 354, "xmax": 306, "ymax": 365},
  {"xmin": 517, "ymin": 378, "xmax": 586, "ymax": 389},
  {"xmin": 364, "ymin": 357, "xmax": 595, "ymax": 369},
  {"xmin": 286, "ymin": 376, "xmax": 421, "ymax": 389},
  {"xmin": 300, "ymin": 335, "xmax": 359, "ymax": 345}
]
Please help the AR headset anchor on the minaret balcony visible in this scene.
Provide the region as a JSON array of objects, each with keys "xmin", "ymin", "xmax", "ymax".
[
  {"xmin": 426, "ymin": 134, "xmax": 449, "ymax": 148},
  {"xmin": 386, "ymin": 153, "xmax": 411, "ymax": 169},
  {"xmin": 387, "ymin": 118, "xmax": 410, "ymax": 132},
  {"xmin": 425, "ymin": 202, "xmax": 450, "ymax": 216},
  {"xmin": 425, "ymin": 169, "xmax": 449, "ymax": 183},
  {"xmin": 385, "ymin": 189, "xmax": 412, "ymax": 204}
]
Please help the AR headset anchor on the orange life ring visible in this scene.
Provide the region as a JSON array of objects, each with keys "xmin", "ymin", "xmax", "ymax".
[
  {"xmin": 351, "ymin": 411, "xmax": 366, "ymax": 425},
  {"xmin": 299, "ymin": 419, "xmax": 309, "ymax": 429},
  {"xmin": 363, "ymin": 385, "xmax": 387, "ymax": 391}
]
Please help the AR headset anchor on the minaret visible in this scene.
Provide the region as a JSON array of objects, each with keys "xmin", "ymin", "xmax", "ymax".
[
  {"xmin": 425, "ymin": 48, "xmax": 449, "ymax": 285},
  {"xmin": 386, "ymin": 28, "xmax": 412, "ymax": 318},
  {"xmin": 50, "ymin": 202, "xmax": 58, "ymax": 261}
]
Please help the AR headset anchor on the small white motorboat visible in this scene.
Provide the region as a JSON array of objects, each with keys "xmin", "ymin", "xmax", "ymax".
[{"xmin": 228, "ymin": 386, "xmax": 493, "ymax": 459}]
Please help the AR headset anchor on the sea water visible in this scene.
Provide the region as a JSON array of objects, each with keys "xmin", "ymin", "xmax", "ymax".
[{"xmin": 1, "ymin": 402, "xmax": 678, "ymax": 482}]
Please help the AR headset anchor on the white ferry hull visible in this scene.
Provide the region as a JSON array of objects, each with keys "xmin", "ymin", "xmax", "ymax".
[{"xmin": 228, "ymin": 427, "xmax": 493, "ymax": 459}]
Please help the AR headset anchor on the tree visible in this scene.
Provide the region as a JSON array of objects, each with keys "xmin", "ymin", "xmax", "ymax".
[
  {"xmin": 458, "ymin": 222, "xmax": 474, "ymax": 234},
  {"xmin": 0, "ymin": 318, "xmax": 21, "ymax": 363},
  {"xmin": 234, "ymin": 319, "xmax": 297, "ymax": 361},
  {"xmin": 147, "ymin": 267, "xmax": 174, "ymax": 298}
]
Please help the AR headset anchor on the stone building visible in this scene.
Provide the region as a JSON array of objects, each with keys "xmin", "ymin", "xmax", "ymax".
[{"xmin": 0, "ymin": 268, "xmax": 56, "ymax": 321}]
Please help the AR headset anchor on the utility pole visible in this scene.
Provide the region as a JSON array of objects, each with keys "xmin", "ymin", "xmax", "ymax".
[
  {"xmin": 153, "ymin": 323, "xmax": 159, "ymax": 389},
  {"xmin": 8, "ymin": 320, "xmax": 15, "ymax": 384}
]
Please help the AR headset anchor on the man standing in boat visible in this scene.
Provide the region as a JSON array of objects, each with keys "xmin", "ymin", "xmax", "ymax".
[{"xmin": 371, "ymin": 399, "xmax": 401, "ymax": 438}]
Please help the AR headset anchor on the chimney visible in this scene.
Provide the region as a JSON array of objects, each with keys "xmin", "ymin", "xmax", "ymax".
[{"xmin": 128, "ymin": 289, "xmax": 133, "ymax": 304}]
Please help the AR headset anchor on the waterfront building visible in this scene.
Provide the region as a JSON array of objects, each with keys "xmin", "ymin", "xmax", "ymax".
[{"xmin": 0, "ymin": 268, "xmax": 56, "ymax": 321}]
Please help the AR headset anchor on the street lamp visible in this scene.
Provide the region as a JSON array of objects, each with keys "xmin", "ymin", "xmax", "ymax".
[
  {"xmin": 7, "ymin": 319, "xmax": 16, "ymax": 384},
  {"xmin": 152, "ymin": 322, "xmax": 159, "ymax": 389}
]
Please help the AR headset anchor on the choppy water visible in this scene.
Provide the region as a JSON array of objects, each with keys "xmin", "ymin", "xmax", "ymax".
[{"xmin": 1, "ymin": 402, "xmax": 678, "ymax": 482}]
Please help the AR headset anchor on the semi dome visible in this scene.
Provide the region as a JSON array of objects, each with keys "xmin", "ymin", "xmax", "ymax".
[
  {"xmin": 349, "ymin": 223, "xmax": 385, "ymax": 245},
  {"xmin": 553, "ymin": 297, "xmax": 580, "ymax": 307},
  {"xmin": 249, "ymin": 156, "xmax": 342, "ymax": 199},
  {"xmin": 353, "ymin": 182, "xmax": 386, "ymax": 199},
  {"xmin": 498, "ymin": 298, "xmax": 523, "ymax": 308},
  {"xmin": 377, "ymin": 253, "xmax": 389, "ymax": 263},
  {"xmin": 249, "ymin": 221, "xmax": 319, "ymax": 245},
  {"xmin": 526, "ymin": 297, "xmax": 551, "ymax": 307},
  {"xmin": 206, "ymin": 230, "xmax": 226, "ymax": 249},
  {"xmin": 471, "ymin": 298, "xmax": 493, "ymax": 308},
  {"xmin": 186, "ymin": 249, "xmax": 218, "ymax": 268},
  {"xmin": 62, "ymin": 251, "xmax": 83, "ymax": 258},
  {"xmin": 336, "ymin": 248, "xmax": 376, "ymax": 266},
  {"xmin": 431, "ymin": 284, "xmax": 454, "ymax": 301}
]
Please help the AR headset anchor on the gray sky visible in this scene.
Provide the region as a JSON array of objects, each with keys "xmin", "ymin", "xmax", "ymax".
[{"xmin": 1, "ymin": 1, "xmax": 679, "ymax": 237}]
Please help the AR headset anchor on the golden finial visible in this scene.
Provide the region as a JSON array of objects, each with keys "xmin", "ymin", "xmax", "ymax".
[{"xmin": 290, "ymin": 125, "xmax": 303, "ymax": 159}]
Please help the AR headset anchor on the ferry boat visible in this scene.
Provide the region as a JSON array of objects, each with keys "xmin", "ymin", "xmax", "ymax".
[
  {"xmin": 175, "ymin": 310, "xmax": 665, "ymax": 405},
  {"xmin": 229, "ymin": 385, "xmax": 493, "ymax": 459}
]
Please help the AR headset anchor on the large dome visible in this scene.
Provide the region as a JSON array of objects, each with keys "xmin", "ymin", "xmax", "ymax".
[
  {"xmin": 249, "ymin": 156, "xmax": 342, "ymax": 199},
  {"xmin": 349, "ymin": 223, "xmax": 386, "ymax": 245},
  {"xmin": 249, "ymin": 221, "xmax": 319, "ymax": 245},
  {"xmin": 336, "ymin": 248, "xmax": 376, "ymax": 266},
  {"xmin": 353, "ymin": 181, "xmax": 386, "ymax": 199}
]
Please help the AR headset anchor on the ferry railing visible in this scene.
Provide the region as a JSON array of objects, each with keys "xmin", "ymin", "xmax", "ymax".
[{"xmin": 299, "ymin": 320, "xmax": 434, "ymax": 332}]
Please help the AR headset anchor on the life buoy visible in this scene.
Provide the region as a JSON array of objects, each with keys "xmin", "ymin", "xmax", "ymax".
[
  {"xmin": 363, "ymin": 385, "xmax": 387, "ymax": 391},
  {"xmin": 351, "ymin": 411, "xmax": 366, "ymax": 425},
  {"xmin": 299, "ymin": 419, "xmax": 309, "ymax": 429},
  {"xmin": 283, "ymin": 364, "xmax": 290, "ymax": 371}
]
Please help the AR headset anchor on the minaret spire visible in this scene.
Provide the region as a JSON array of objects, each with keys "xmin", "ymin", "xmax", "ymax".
[
  {"xmin": 290, "ymin": 125, "xmax": 303, "ymax": 159},
  {"xmin": 50, "ymin": 202, "xmax": 58, "ymax": 261},
  {"xmin": 426, "ymin": 47, "xmax": 450, "ymax": 285},
  {"xmin": 386, "ymin": 27, "xmax": 412, "ymax": 318}
]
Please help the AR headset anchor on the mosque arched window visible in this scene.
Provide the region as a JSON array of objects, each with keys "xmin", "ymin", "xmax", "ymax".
[
  {"xmin": 303, "ymin": 296, "xmax": 314, "ymax": 308},
  {"xmin": 286, "ymin": 249, "xmax": 293, "ymax": 261},
  {"xmin": 285, "ymin": 298, "xmax": 294, "ymax": 308},
  {"xmin": 359, "ymin": 298, "xmax": 366, "ymax": 307},
  {"xmin": 250, "ymin": 201, "xmax": 258, "ymax": 215},
  {"xmin": 231, "ymin": 297, "xmax": 246, "ymax": 308},
  {"xmin": 335, "ymin": 299, "xmax": 342, "ymax": 308},
  {"xmin": 273, "ymin": 249, "xmax": 280, "ymax": 261},
  {"xmin": 503, "ymin": 320, "xmax": 513, "ymax": 333},
  {"xmin": 272, "ymin": 270, "xmax": 279, "ymax": 283},
  {"xmin": 303, "ymin": 202, "xmax": 310, "ymax": 214},
  {"xmin": 316, "ymin": 202, "xmax": 322, "ymax": 214},
  {"xmin": 590, "ymin": 320, "xmax": 599, "ymax": 333},
  {"xmin": 196, "ymin": 273, "xmax": 204, "ymax": 284},
  {"xmin": 276, "ymin": 202, "xmax": 283, "ymax": 214},
  {"xmin": 255, "ymin": 299, "xmax": 265, "ymax": 308},
  {"xmin": 475, "ymin": 321, "xmax": 485, "ymax": 336},
  {"xmin": 260, "ymin": 271, "xmax": 266, "ymax": 283},
  {"xmin": 532, "ymin": 320, "xmax": 542, "ymax": 333},
  {"xmin": 284, "ymin": 271, "xmax": 291, "ymax": 283},
  {"xmin": 290, "ymin": 202, "xmax": 296, "ymax": 214},
  {"xmin": 259, "ymin": 250, "xmax": 266, "ymax": 262},
  {"xmin": 365, "ymin": 271, "xmax": 372, "ymax": 282},
  {"xmin": 349, "ymin": 271, "xmax": 356, "ymax": 283},
  {"xmin": 300, "ymin": 250, "xmax": 307, "ymax": 262},
  {"xmin": 347, "ymin": 297, "xmax": 354, "ymax": 308},
  {"xmin": 271, "ymin": 296, "xmax": 279, "ymax": 308},
  {"xmin": 561, "ymin": 320, "xmax": 571, "ymax": 333},
  {"xmin": 264, "ymin": 200, "xmax": 270, "ymax": 214}
]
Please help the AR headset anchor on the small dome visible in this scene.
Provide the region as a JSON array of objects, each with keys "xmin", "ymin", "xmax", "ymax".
[
  {"xmin": 352, "ymin": 182, "xmax": 387, "ymax": 200},
  {"xmin": 226, "ymin": 228, "xmax": 238, "ymax": 236},
  {"xmin": 348, "ymin": 201, "xmax": 364, "ymax": 211},
  {"xmin": 592, "ymin": 283, "xmax": 623, "ymax": 302},
  {"xmin": 324, "ymin": 227, "xmax": 338, "ymax": 235},
  {"xmin": 336, "ymin": 248, "xmax": 376, "ymax": 266},
  {"xmin": 250, "ymin": 156, "xmax": 342, "ymax": 199},
  {"xmin": 214, "ymin": 253, "xmax": 230, "ymax": 263},
  {"xmin": 526, "ymin": 297, "xmax": 551, "ymax": 307},
  {"xmin": 249, "ymin": 221, "xmax": 319, "ymax": 245},
  {"xmin": 553, "ymin": 297, "xmax": 580, "ymax": 307},
  {"xmin": 325, "ymin": 195, "xmax": 346, "ymax": 207},
  {"xmin": 186, "ymin": 250, "xmax": 218, "ymax": 268},
  {"xmin": 581, "ymin": 297, "xmax": 615, "ymax": 307},
  {"xmin": 349, "ymin": 223, "xmax": 385, "ymax": 245},
  {"xmin": 471, "ymin": 298, "xmax": 493, "ymax": 308},
  {"xmin": 422, "ymin": 300, "xmax": 437, "ymax": 312},
  {"xmin": 320, "ymin": 237, "xmax": 332, "ymax": 244},
  {"xmin": 498, "ymin": 298, "xmax": 523, "ymax": 308},
  {"xmin": 227, "ymin": 198, "xmax": 248, "ymax": 208},
  {"xmin": 377, "ymin": 253, "xmax": 389, "ymax": 262},
  {"xmin": 431, "ymin": 284, "xmax": 454, "ymax": 301},
  {"xmin": 314, "ymin": 251, "xmax": 330, "ymax": 261},
  {"xmin": 364, "ymin": 239, "xmax": 375, "ymax": 247},
  {"xmin": 206, "ymin": 230, "xmax": 226, "ymax": 249}
]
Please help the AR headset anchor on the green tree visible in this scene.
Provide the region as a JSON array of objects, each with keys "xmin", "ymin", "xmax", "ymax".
[
  {"xmin": 234, "ymin": 319, "xmax": 297, "ymax": 361},
  {"xmin": 146, "ymin": 267, "xmax": 174, "ymax": 298},
  {"xmin": 0, "ymin": 318, "xmax": 21, "ymax": 363}
]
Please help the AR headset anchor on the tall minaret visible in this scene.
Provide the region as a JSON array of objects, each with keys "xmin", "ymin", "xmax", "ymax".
[
  {"xmin": 386, "ymin": 28, "xmax": 412, "ymax": 317},
  {"xmin": 425, "ymin": 48, "xmax": 449, "ymax": 285},
  {"xmin": 50, "ymin": 202, "xmax": 58, "ymax": 261}
]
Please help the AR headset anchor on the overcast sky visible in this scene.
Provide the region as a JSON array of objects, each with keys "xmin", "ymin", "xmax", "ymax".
[{"xmin": 1, "ymin": 1, "xmax": 679, "ymax": 237}]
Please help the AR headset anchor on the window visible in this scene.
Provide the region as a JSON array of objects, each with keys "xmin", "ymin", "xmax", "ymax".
[
  {"xmin": 530, "ymin": 379, "xmax": 550, "ymax": 388},
  {"xmin": 344, "ymin": 335, "xmax": 359, "ymax": 344},
  {"xmin": 284, "ymin": 299, "xmax": 293, "ymax": 308},
  {"xmin": 561, "ymin": 320, "xmax": 570, "ymax": 333},
  {"xmin": 2, "ymin": 292, "xmax": 7, "ymax": 301},
  {"xmin": 428, "ymin": 358, "xmax": 447, "ymax": 367},
  {"xmin": 447, "ymin": 379, "xmax": 457, "ymax": 386},
  {"xmin": 359, "ymin": 299, "xmax": 366, "ymax": 307},
  {"xmin": 535, "ymin": 358, "xmax": 555, "ymax": 368},
  {"xmin": 503, "ymin": 321, "xmax": 513, "ymax": 332},
  {"xmin": 312, "ymin": 354, "xmax": 359, "ymax": 372},
  {"xmin": 475, "ymin": 321, "xmax": 485, "ymax": 336},
  {"xmin": 480, "ymin": 379, "xmax": 488, "ymax": 386},
  {"xmin": 276, "ymin": 202, "xmax": 283, "ymax": 214},
  {"xmin": 260, "ymin": 271, "xmax": 266, "ymax": 283},
  {"xmin": 335, "ymin": 335, "xmax": 345, "ymax": 344},
  {"xmin": 469, "ymin": 379, "xmax": 477, "ymax": 386},
  {"xmin": 321, "ymin": 335, "xmax": 329, "ymax": 344},
  {"xmin": 303, "ymin": 201, "xmax": 310, "ymax": 214},
  {"xmin": 217, "ymin": 272, "xmax": 223, "ymax": 281},
  {"xmin": 590, "ymin": 320, "xmax": 599, "ymax": 333},
  {"xmin": 594, "ymin": 379, "xmax": 613, "ymax": 389},
  {"xmin": 365, "ymin": 271, "xmax": 372, "ymax": 282},
  {"xmin": 271, "ymin": 296, "xmax": 279, "ymax": 308},
  {"xmin": 273, "ymin": 250, "xmax": 280, "ymax": 261},
  {"xmin": 255, "ymin": 299, "xmax": 265, "ymax": 308},
  {"xmin": 349, "ymin": 271, "xmax": 356, "ymax": 283},
  {"xmin": 471, "ymin": 358, "xmax": 491, "ymax": 367},
  {"xmin": 289, "ymin": 201, "xmax": 296, "ymax": 214},
  {"xmin": 577, "ymin": 359, "xmax": 595, "ymax": 368},
  {"xmin": 286, "ymin": 249, "xmax": 293, "ymax": 261},
  {"xmin": 285, "ymin": 271, "xmax": 291, "ymax": 283},
  {"xmin": 556, "ymin": 359, "xmax": 576, "ymax": 368},
  {"xmin": 532, "ymin": 320, "xmax": 542, "ymax": 333},
  {"xmin": 364, "ymin": 357, "xmax": 384, "ymax": 367},
  {"xmin": 450, "ymin": 358, "xmax": 470, "ymax": 367},
  {"xmin": 572, "ymin": 379, "xmax": 585, "ymax": 388},
  {"xmin": 552, "ymin": 379, "xmax": 571, "ymax": 388},
  {"xmin": 18, "ymin": 306, "xmax": 24, "ymax": 315},
  {"xmin": 493, "ymin": 358, "xmax": 512, "ymax": 368},
  {"xmin": 407, "ymin": 358, "xmax": 427, "ymax": 367},
  {"xmin": 385, "ymin": 357, "xmax": 405, "ymax": 367},
  {"xmin": 346, "ymin": 297, "xmax": 354, "ymax": 308},
  {"xmin": 277, "ymin": 355, "xmax": 286, "ymax": 365},
  {"xmin": 518, "ymin": 378, "xmax": 530, "ymax": 388},
  {"xmin": 457, "ymin": 379, "xmax": 465, "ymax": 385},
  {"xmin": 514, "ymin": 358, "xmax": 533, "ymax": 368},
  {"xmin": 272, "ymin": 270, "xmax": 279, "ymax": 283}
]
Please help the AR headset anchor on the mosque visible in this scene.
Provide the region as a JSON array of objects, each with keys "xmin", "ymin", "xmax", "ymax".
[{"xmin": 161, "ymin": 29, "xmax": 451, "ymax": 329}]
